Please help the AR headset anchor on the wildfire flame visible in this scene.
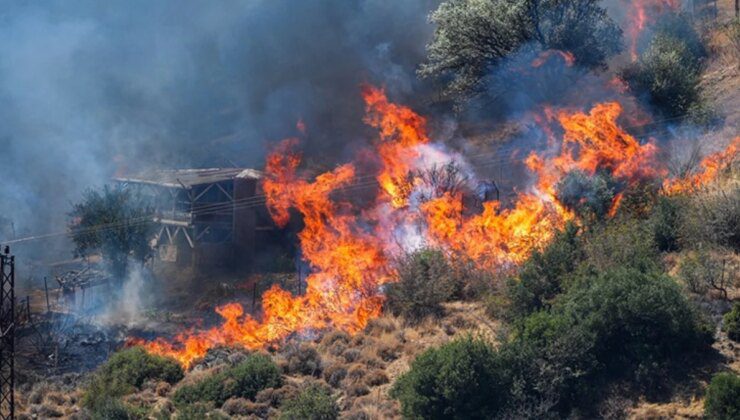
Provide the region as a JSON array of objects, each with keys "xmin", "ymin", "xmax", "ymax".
[
  {"xmin": 623, "ymin": 0, "xmax": 681, "ymax": 61},
  {"xmin": 663, "ymin": 137, "xmax": 740, "ymax": 194},
  {"xmin": 134, "ymin": 86, "xmax": 737, "ymax": 368}
]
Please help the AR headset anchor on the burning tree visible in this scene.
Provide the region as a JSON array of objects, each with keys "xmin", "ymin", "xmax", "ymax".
[{"xmin": 69, "ymin": 185, "xmax": 155, "ymax": 283}]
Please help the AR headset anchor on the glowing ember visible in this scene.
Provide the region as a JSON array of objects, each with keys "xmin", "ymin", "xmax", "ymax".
[{"xmin": 133, "ymin": 87, "xmax": 733, "ymax": 368}]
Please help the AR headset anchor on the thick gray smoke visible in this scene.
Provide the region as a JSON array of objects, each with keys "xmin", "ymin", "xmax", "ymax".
[{"xmin": 0, "ymin": 0, "xmax": 439, "ymax": 260}]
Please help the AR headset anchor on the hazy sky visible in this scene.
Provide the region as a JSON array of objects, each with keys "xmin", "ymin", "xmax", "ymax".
[{"xmin": 0, "ymin": 0, "xmax": 439, "ymax": 239}]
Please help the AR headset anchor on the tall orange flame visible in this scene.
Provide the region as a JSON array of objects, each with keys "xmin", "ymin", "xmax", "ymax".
[
  {"xmin": 362, "ymin": 85, "xmax": 429, "ymax": 208},
  {"xmin": 134, "ymin": 87, "xmax": 736, "ymax": 368}
]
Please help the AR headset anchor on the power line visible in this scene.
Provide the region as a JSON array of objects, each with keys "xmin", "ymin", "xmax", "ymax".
[{"xmin": 2, "ymin": 114, "xmax": 696, "ymax": 246}]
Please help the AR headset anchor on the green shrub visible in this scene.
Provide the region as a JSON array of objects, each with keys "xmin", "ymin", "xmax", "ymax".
[
  {"xmin": 556, "ymin": 170, "xmax": 616, "ymax": 221},
  {"xmin": 173, "ymin": 353, "xmax": 282, "ymax": 407},
  {"xmin": 175, "ymin": 402, "xmax": 230, "ymax": 419},
  {"xmin": 654, "ymin": 13, "xmax": 706, "ymax": 61},
  {"xmin": 723, "ymin": 302, "xmax": 740, "ymax": 342},
  {"xmin": 704, "ymin": 372, "xmax": 740, "ymax": 420},
  {"xmin": 280, "ymin": 384, "xmax": 339, "ymax": 420},
  {"xmin": 554, "ymin": 268, "xmax": 711, "ymax": 389},
  {"xmin": 385, "ymin": 248, "xmax": 459, "ymax": 323},
  {"xmin": 650, "ymin": 196, "xmax": 684, "ymax": 252},
  {"xmin": 622, "ymin": 33, "xmax": 702, "ymax": 118},
  {"xmin": 583, "ymin": 219, "xmax": 660, "ymax": 274},
  {"xmin": 622, "ymin": 14, "xmax": 706, "ymax": 119},
  {"xmin": 506, "ymin": 223, "xmax": 582, "ymax": 319},
  {"xmin": 394, "ymin": 266, "xmax": 712, "ymax": 417},
  {"xmin": 83, "ymin": 347, "xmax": 183, "ymax": 409},
  {"xmin": 88, "ymin": 398, "xmax": 146, "ymax": 420},
  {"xmin": 391, "ymin": 337, "xmax": 506, "ymax": 419},
  {"xmin": 420, "ymin": 0, "xmax": 621, "ymax": 104}
]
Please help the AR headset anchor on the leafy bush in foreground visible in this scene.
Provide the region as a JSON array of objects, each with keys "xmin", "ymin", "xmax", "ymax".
[
  {"xmin": 552, "ymin": 268, "xmax": 711, "ymax": 390},
  {"xmin": 391, "ymin": 336, "xmax": 503, "ymax": 419},
  {"xmin": 173, "ymin": 353, "xmax": 282, "ymax": 407},
  {"xmin": 394, "ymin": 268, "xmax": 711, "ymax": 418},
  {"xmin": 280, "ymin": 384, "xmax": 339, "ymax": 420},
  {"xmin": 83, "ymin": 347, "xmax": 183, "ymax": 410},
  {"xmin": 704, "ymin": 372, "xmax": 740, "ymax": 420}
]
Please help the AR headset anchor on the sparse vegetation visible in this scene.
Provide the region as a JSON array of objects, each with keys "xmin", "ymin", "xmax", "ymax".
[
  {"xmin": 682, "ymin": 187, "xmax": 740, "ymax": 252},
  {"xmin": 385, "ymin": 248, "xmax": 459, "ymax": 323}
]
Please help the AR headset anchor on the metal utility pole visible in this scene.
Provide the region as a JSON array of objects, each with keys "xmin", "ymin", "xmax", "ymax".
[{"xmin": 0, "ymin": 246, "xmax": 14, "ymax": 420}]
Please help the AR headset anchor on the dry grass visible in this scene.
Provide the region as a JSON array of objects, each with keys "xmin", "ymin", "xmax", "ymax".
[{"xmin": 628, "ymin": 397, "xmax": 705, "ymax": 419}]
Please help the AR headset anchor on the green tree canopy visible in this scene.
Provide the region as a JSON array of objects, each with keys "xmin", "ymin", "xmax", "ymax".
[
  {"xmin": 69, "ymin": 185, "xmax": 155, "ymax": 279},
  {"xmin": 420, "ymin": 0, "xmax": 622, "ymax": 104}
]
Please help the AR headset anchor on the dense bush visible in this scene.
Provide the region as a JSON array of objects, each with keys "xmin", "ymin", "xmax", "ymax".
[
  {"xmin": 394, "ymin": 268, "xmax": 711, "ymax": 417},
  {"xmin": 622, "ymin": 33, "xmax": 702, "ymax": 118},
  {"xmin": 704, "ymin": 372, "xmax": 740, "ymax": 420},
  {"xmin": 420, "ymin": 0, "xmax": 621, "ymax": 104},
  {"xmin": 391, "ymin": 337, "xmax": 504, "ymax": 419},
  {"xmin": 83, "ymin": 347, "xmax": 183, "ymax": 410},
  {"xmin": 650, "ymin": 196, "xmax": 684, "ymax": 252},
  {"xmin": 173, "ymin": 353, "xmax": 282, "ymax": 407},
  {"xmin": 506, "ymin": 223, "xmax": 582, "ymax": 319},
  {"xmin": 385, "ymin": 249, "xmax": 458, "ymax": 323},
  {"xmin": 279, "ymin": 384, "xmax": 339, "ymax": 420},
  {"xmin": 552, "ymin": 268, "xmax": 711, "ymax": 390},
  {"xmin": 654, "ymin": 13, "xmax": 706, "ymax": 61},
  {"xmin": 723, "ymin": 302, "xmax": 740, "ymax": 342},
  {"xmin": 556, "ymin": 170, "xmax": 616, "ymax": 220}
]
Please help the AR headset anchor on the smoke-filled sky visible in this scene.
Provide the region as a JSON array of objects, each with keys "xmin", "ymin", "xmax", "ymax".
[{"xmin": 0, "ymin": 0, "xmax": 439, "ymax": 239}]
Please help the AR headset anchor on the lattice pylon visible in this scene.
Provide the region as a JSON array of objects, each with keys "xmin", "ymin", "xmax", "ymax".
[{"xmin": 0, "ymin": 252, "xmax": 14, "ymax": 420}]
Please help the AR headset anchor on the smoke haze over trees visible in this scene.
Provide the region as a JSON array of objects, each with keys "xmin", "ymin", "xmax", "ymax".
[{"xmin": 0, "ymin": 0, "xmax": 439, "ymax": 246}]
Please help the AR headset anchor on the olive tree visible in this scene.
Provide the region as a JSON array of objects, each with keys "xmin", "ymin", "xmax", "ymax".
[
  {"xmin": 69, "ymin": 185, "xmax": 155, "ymax": 281},
  {"xmin": 420, "ymin": 0, "xmax": 622, "ymax": 104}
]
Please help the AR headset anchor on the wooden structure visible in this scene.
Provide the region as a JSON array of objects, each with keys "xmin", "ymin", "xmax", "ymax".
[{"xmin": 114, "ymin": 168, "xmax": 264, "ymax": 269}]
